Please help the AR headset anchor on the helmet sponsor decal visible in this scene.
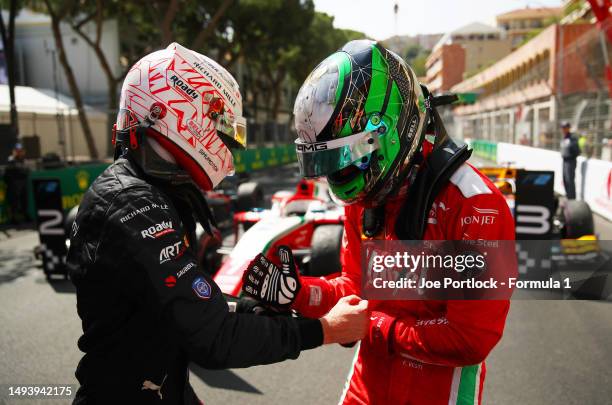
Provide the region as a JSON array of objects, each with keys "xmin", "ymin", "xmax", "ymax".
[
  {"xmin": 407, "ymin": 114, "xmax": 419, "ymax": 138},
  {"xmin": 169, "ymin": 74, "xmax": 200, "ymax": 100},
  {"xmin": 119, "ymin": 42, "xmax": 245, "ymax": 189},
  {"xmin": 192, "ymin": 276, "xmax": 211, "ymax": 299},
  {"xmin": 296, "ymin": 142, "xmax": 328, "ymax": 152}
]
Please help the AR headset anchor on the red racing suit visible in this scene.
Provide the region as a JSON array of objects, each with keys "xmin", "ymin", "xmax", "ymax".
[{"xmin": 293, "ymin": 162, "xmax": 514, "ymax": 405}]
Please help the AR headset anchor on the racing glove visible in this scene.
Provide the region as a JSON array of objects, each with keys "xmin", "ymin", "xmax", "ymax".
[
  {"xmin": 242, "ymin": 246, "xmax": 301, "ymax": 308},
  {"xmin": 236, "ymin": 296, "xmax": 291, "ymax": 316}
]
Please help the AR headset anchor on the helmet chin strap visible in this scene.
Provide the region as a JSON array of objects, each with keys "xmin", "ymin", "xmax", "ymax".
[{"xmin": 114, "ymin": 126, "xmax": 217, "ymax": 236}]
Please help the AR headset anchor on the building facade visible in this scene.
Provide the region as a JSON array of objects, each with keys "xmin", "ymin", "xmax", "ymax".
[
  {"xmin": 425, "ymin": 43, "xmax": 465, "ymax": 93},
  {"xmin": 451, "ymin": 23, "xmax": 605, "ymax": 155},
  {"xmin": 496, "ymin": 7, "xmax": 562, "ymax": 50},
  {"xmin": 425, "ymin": 22, "xmax": 512, "ymax": 94}
]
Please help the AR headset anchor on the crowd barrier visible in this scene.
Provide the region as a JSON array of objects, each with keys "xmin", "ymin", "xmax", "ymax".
[{"xmin": 0, "ymin": 145, "xmax": 297, "ymax": 225}]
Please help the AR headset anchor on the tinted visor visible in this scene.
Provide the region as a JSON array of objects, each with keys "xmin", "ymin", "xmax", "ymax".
[
  {"xmin": 296, "ymin": 130, "xmax": 380, "ymax": 178},
  {"xmin": 217, "ymin": 115, "xmax": 247, "ymax": 150}
]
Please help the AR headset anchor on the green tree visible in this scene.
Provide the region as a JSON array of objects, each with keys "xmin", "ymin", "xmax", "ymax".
[
  {"xmin": 411, "ymin": 54, "xmax": 427, "ymax": 77},
  {"xmin": 38, "ymin": 0, "xmax": 99, "ymax": 158},
  {"xmin": 404, "ymin": 44, "xmax": 429, "ymax": 77}
]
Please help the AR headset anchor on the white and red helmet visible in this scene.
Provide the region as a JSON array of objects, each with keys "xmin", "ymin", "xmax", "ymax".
[{"xmin": 115, "ymin": 42, "xmax": 246, "ymax": 191}]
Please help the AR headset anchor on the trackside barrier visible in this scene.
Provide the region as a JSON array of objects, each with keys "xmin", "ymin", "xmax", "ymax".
[
  {"xmin": 469, "ymin": 139, "xmax": 612, "ymax": 222},
  {"xmin": 470, "ymin": 140, "xmax": 498, "ymax": 162},
  {"xmin": 0, "ymin": 145, "xmax": 297, "ymax": 225}
]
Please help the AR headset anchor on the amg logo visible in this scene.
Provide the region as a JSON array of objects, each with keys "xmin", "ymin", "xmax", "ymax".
[
  {"xmin": 169, "ymin": 75, "xmax": 199, "ymax": 100},
  {"xmin": 141, "ymin": 221, "xmax": 173, "ymax": 239},
  {"xmin": 296, "ymin": 142, "xmax": 327, "ymax": 152}
]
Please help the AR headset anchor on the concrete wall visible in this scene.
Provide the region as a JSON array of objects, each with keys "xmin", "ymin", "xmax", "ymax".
[{"xmin": 496, "ymin": 142, "xmax": 612, "ymax": 222}]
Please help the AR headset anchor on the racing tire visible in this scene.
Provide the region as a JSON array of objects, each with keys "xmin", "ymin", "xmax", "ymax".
[
  {"xmin": 236, "ymin": 182, "xmax": 264, "ymax": 212},
  {"xmin": 309, "ymin": 225, "xmax": 344, "ymax": 277},
  {"xmin": 562, "ymin": 200, "xmax": 594, "ymax": 239}
]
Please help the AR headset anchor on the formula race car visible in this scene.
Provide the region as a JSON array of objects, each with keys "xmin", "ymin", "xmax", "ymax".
[
  {"xmin": 210, "ymin": 179, "xmax": 345, "ymax": 296},
  {"xmin": 478, "ymin": 165, "xmax": 595, "ymax": 240}
]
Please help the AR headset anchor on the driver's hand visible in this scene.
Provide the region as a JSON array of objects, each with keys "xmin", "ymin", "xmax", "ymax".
[{"xmin": 241, "ymin": 246, "xmax": 301, "ymax": 308}]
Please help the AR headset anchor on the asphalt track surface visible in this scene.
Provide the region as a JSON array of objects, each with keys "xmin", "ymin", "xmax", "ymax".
[{"xmin": 1, "ymin": 159, "xmax": 611, "ymax": 405}]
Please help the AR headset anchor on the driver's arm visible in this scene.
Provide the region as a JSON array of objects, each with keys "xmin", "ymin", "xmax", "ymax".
[
  {"xmin": 292, "ymin": 205, "xmax": 362, "ymax": 318},
  {"xmin": 104, "ymin": 186, "xmax": 323, "ymax": 369}
]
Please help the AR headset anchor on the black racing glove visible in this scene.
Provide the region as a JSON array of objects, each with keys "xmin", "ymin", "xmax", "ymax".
[
  {"xmin": 235, "ymin": 296, "xmax": 291, "ymax": 316},
  {"xmin": 242, "ymin": 246, "xmax": 301, "ymax": 308}
]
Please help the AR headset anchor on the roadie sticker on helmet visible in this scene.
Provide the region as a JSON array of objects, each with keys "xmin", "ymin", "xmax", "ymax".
[{"xmin": 192, "ymin": 276, "xmax": 211, "ymax": 299}]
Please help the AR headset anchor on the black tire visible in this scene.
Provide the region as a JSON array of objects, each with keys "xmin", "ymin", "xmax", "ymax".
[
  {"xmin": 236, "ymin": 182, "xmax": 264, "ymax": 212},
  {"xmin": 309, "ymin": 225, "xmax": 344, "ymax": 277},
  {"xmin": 562, "ymin": 200, "xmax": 595, "ymax": 238},
  {"xmin": 64, "ymin": 205, "xmax": 79, "ymax": 236}
]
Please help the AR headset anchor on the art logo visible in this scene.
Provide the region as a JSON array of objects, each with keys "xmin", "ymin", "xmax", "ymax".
[{"xmin": 159, "ymin": 236, "xmax": 190, "ymax": 264}]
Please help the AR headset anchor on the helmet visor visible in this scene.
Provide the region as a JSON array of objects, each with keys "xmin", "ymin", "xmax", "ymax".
[
  {"xmin": 217, "ymin": 115, "xmax": 247, "ymax": 150},
  {"xmin": 296, "ymin": 130, "xmax": 380, "ymax": 178}
]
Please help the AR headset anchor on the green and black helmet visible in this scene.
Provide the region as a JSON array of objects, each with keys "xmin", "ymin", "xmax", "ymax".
[{"xmin": 293, "ymin": 40, "xmax": 428, "ymax": 205}]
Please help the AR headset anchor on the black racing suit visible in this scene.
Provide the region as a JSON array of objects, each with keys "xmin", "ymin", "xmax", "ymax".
[{"xmin": 67, "ymin": 158, "xmax": 323, "ymax": 404}]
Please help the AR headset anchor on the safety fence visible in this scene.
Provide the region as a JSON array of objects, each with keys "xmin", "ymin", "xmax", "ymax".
[
  {"xmin": 453, "ymin": 21, "xmax": 612, "ymax": 162},
  {"xmin": 0, "ymin": 145, "xmax": 297, "ymax": 225}
]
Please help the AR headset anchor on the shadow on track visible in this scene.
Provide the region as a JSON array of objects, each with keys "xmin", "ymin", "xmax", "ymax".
[{"xmin": 190, "ymin": 363, "xmax": 262, "ymax": 394}]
